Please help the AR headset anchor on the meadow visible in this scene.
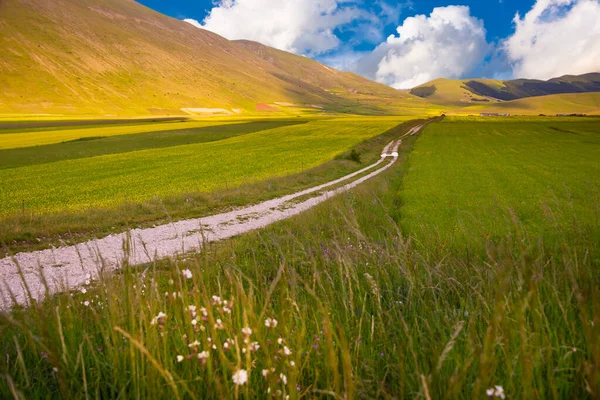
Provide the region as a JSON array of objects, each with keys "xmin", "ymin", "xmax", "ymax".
[
  {"xmin": 0, "ymin": 116, "xmax": 416, "ymax": 250},
  {"xmin": 1, "ymin": 117, "xmax": 598, "ymax": 399},
  {"xmin": 399, "ymin": 117, "xmax": 600, "ymax": 249}
]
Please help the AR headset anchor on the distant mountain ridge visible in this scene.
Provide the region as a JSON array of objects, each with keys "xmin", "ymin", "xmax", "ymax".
[{"xmin": 411, "ymin": 73, "xmax": 600, "ymax": 104}]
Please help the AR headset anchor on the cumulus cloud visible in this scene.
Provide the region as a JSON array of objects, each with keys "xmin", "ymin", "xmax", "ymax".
[
  {"xmin": 503, "ymin": 0, "xmax": 600, "ymax": 79},
  {"xmin": 354, "ymin": 6, "xmax": 489, "ymax": 89},
  {"xmin": 189, "ymin": 0, "xmax": 372, "ymax": 56}
]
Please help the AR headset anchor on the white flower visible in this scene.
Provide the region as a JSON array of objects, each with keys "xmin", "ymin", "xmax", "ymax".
[
  {"xmin": 81, "ymin": 288, "xmax": 87, "ymax": 294},
  {"xmin": 487, "ymin": 386, "xmax": 506, "ymax": 399},
  {"xmin": 83, "ymin": 301, "xmax": 90, "ymax": 307},
  {"xmin": 280, "ymin": 373, "xmax": 287, "ymax": 385},
  {"xmin": 150, "ymin": 312, "xmax": 167, "ymax": 325},
  {"xmin": 262, "ymin": 369, "xmax": 269, "ymax": 377},
  {"xmin": 250, "ymin": 342, "xmax": 260, "ymax": 352},
  {"xmin": 265, "ymin": 318, "xmax": 278, "ymax": 328},
  {"xmin": 242, "ymin": 327, "xmax": 252, "ymax": 337},
  {"xmin": 188, "ymin": 340, "xmax": 201, "ymax": 348},
  {"xmin": 191, "ymin": 319, "xmax": 198, "ymax": 326},
  {"xmin": 182, "ymin": 269, "xmax": 193, "ymax": 279},
  {"xmin": 283, "ymin": 346, "xmax": 292, "ymax": 356},
  {"xmin": 211, "ymin": 295, "xmax": 223, "ymax": 306},
  {"xmin": 214, "ymin": 319, "xmax": 224, "ymax": 329},
  {"xmin": 198, "ymin": 351, "xmax": 209, "ymax": 360},
  {"xmin": 232, "ymin": 369, "xmax": 248, "ymax": 385},
  {"xmin": 177, "ymin": 355, "xmax": 184, "ymax": 363},
  {"xmin": 289, "ymin": 361, "xmax": 295, "ymax": 367},
  {"xmin": 277, "ymin": 338, "xmax": 284, "ymax": 345}
]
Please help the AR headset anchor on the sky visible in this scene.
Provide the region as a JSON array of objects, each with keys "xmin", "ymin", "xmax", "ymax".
[{"xmin": 138, "ymin": 0, "xmax": 600, "ymax": 89}]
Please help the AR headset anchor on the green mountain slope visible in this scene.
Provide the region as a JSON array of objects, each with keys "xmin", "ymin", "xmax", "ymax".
[
  {"xmin": 458, "ymin": 92, "xmax": 600, "ymax": 115},
  {"xmin": 411, "ymin": 73, "xmax": 600, "ymax": 105},
  {"xmin": 0, "ymin": 0, "xmax": 422, "ymax": 116}
]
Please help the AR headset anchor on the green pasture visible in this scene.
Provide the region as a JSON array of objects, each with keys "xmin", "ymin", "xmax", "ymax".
[
  {"xmin": 399, "ymin": 116, "xmax": 600, "ymax": 249},
  {"xmin": 1, "ymin": 120, "xmax": 598, "ymax": 399},
  {"xmin": 0, "ymin": 118, "xmax": 405, "ymax": 216}
]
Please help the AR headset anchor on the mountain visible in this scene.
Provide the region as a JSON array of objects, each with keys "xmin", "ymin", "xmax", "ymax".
[
  {"xmin": 0, "ymin": 0, "xmax": 426, "ymax": 116},
  {"xmin": 458, "ymin": 92, "xmax": 600, "ymax": 116},
  {"xmin": 411, "ymin": 73, "xmax": 600, "ymax": 105}
]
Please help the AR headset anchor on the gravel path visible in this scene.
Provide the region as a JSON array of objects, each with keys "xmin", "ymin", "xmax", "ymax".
[{"xmin": 0, "ymin": 125, "xmax": 422, "ymax": 309}]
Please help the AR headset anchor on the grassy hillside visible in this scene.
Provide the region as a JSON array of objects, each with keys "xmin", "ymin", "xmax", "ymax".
[
  {"xmin": 409, "ymin": 78, "xmax": 504, "ymax": 105},
  {"xmin": 411, "ymin": 73, "xmax": 600, "ymax": 105},
  {"xmin": 0, "ymin": 0, "xmax": 423, "ymax": 116},
  {"xmin": 234, "ymin": 40, "xmax": 434, "ymax": 115},
  {"xmin": 457, "ymin": 92, "xmax": 600, "ymax": 115}
]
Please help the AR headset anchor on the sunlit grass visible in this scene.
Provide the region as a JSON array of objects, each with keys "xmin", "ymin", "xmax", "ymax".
[
  {"xmin": 0, "ymin": 118, "xmax": 404, "ymax": 216},
  {"xmin": 1, "ymin": 124, "xmax": 598, "ymax": 398}
]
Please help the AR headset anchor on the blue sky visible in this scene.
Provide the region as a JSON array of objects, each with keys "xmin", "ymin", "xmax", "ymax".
[
  {"xmin": 139, "ymin": 0, "xmax": 536, "ymax": 44},
  {"xmin": 137, "ymin": 0, "xmax": 600, "ymax": 88}
]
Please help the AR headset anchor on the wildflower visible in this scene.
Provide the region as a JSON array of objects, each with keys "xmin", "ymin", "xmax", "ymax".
[
  {"xmin": 83, "ymin": 301, "xmax": 90, "ymax": 307},
  {"xmin": 277, "ymin": 338, "xmax": 284, "ymax": 345},
  {"xmin": 200, "ymin": 307, "xmax": 208, "ymax": 317},
  {"xmin": 188, "ymin": 340, "xmax": 201, "ymax": 348},
  {"xmin": 182, "ymin": 269, "xmax": 193, "ymax": 279},
  {"xmin": 214, "ymin": 319, "xmax": 224, "ymax": 330},
  {"xmin": 265, "ymin": 318, "xmax": 278, "ymax": 328},
  {"xmin": 81, "ymin": 288, "xmax": 87, "ymax": 294},
  {"xmin": 188, "ymin": 305, "xmax": 197, "ymax": 317},
  {"xmin": 198, "ymin": 351, "xmax": 209, "ymax": 360},
  {"xmin": 283, "ymin": 346, "xmax": 292, "ymax": 356},
  {"xmin": 223, "ymin": 338, "xmax": 235, "ymax": 350},
  {"xmin": 211, "ymin": 295, "xmax": 223, "ymax": 306},
  {"xmin": 53, "ymin": 367, "xmax": 59, "ymax": 372},
  {"xmin": 486, "ymin": 386, "xmax": 505, "ymax": 399},
  {"xmin": 177, "ymin": 355, "xmax": 184, "ymax": 363},
  {"xmin": 290, "ymin": 361, "xmax": 295, "ymax": 367},
  {"xmin": 150, "ymin": 312, "xmax": 167, "ymax": 325},
  {"xmin": 262, "ymin": 369, "xmax": 269, "ymax": 377},
  {"xmin": 232, "ymin": 369, "xmax": 248, "ymax": 386},
  {"xmin": 250, "ymin": 342, "xmax": 260, "ymax": 352},
  {"xmin": 242, "ymin": 327, "xmax": 252, "ymax": 337},
  {"xmin": 280, "ymin": 373, "xmax": 287, "ymax": 385},
  {"xmin": 191, "ymin": 319, "xmax": 198, "ymax": 326}
]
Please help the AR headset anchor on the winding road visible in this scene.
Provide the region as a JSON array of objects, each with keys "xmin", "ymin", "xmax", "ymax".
[{"xmin": 0, "ymin": 124, "xmax": 423, "ymax": 309}]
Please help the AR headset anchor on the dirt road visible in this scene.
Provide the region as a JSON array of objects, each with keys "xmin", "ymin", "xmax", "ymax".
[{"xmin": 0, "ymin": 125, "xmax": 423, "ymax": 309}]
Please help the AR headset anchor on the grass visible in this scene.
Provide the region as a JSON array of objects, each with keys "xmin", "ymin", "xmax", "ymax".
[
  {"xmin": 398, "ymin": 116, "xmax": 600, "ymax": 250},
  {"xmin": 0, "ymin": 120, "xmax": 308, "ymax": 169},
  {"xmin": 0, "ymin": 117, "xmax": 419, "ymax": 252},
  {"xmin": 1, "ymin": 117, "xmax": 598, "ymax": 399},
  {"xmin": 0, "ymin": 119, "xmax": 250, "ymax": 149}
]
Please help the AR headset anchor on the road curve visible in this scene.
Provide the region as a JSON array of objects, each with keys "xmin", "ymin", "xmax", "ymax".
[{"xmin": 0, "ymin": 125, "xmax": 423, "ymax": 309}]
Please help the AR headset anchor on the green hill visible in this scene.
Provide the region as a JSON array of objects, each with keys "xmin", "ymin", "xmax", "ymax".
[
  {"xmin": 456, "ymin": 92, "xmax": 600, "ymax": 115},
  {"xmin": 0, "ymin": 0, "xmax": 424, "ymax": 117},
  {"xmin": 411, "ymin": 73, "xmax": 600, "ymax": 105}
]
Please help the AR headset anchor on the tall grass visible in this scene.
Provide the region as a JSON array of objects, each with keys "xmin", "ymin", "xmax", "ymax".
[{"xmin": 1, "ymin": 126, "xmax": 598, "ymax": 399}]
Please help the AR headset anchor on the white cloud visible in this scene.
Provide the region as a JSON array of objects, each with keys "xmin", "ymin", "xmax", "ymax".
[
  {"xmin": 354, "ymin": 6, "xmax": 489, "ymax": 89},
  {"xmin": 190, "ymin": 0, "xmax": 372, "ymax": 57},
  {"xmin": 503, "ymin": 0, "xmax": 600, "ymax": 79}
]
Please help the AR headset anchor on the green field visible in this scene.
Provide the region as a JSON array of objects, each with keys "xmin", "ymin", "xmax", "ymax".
[
  {"xmin": 0, "ymin": 117, "xmax": 407, "ymax": 217},
  {"xmin": 1, "ymin": 117, "xmax": 598, "ymax": 399},
  {"xmin": 399, "ymin": 117, "xmax": 600, "ymax": 248}
]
